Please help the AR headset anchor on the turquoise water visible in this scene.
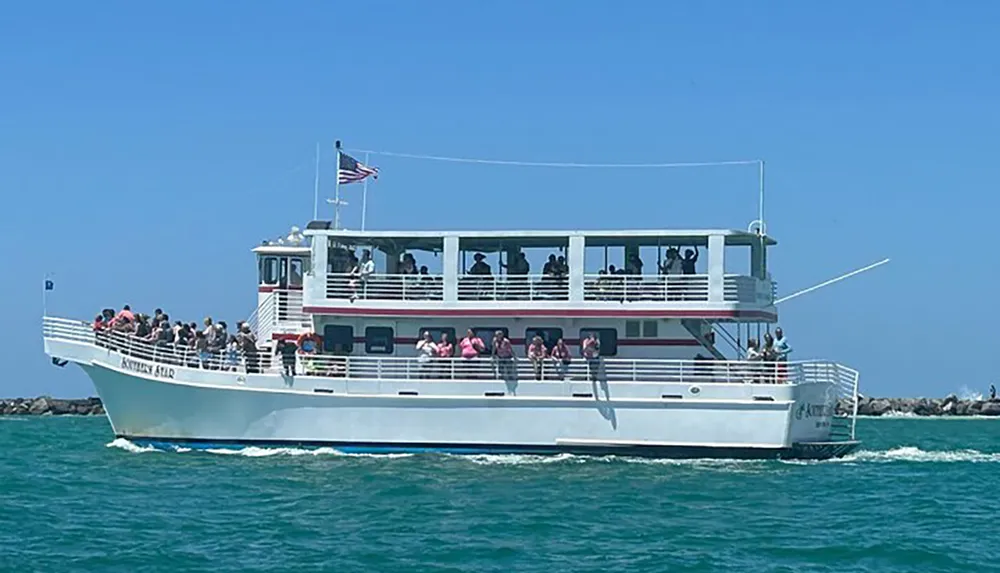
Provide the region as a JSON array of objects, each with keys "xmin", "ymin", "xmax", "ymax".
[{"xmin": 1, "ymin": 417, "xmax": 998, "ymax": 573}]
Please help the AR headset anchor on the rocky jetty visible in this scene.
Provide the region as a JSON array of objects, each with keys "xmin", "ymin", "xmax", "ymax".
[
  {"xmin": 837, "ymin": 395, "xmax": 1000, "ymax": 417},
  {"xmin": 0, "ymin": 397, "xmax": 105, "ymax": 416}
]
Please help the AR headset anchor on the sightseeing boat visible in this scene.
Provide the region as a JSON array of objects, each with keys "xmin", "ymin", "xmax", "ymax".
[{"xmin": 42, "ymin": 223, "xmax": 861, "ymax": 459}]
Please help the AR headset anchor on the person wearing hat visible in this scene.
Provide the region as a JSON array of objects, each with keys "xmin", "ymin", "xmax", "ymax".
[{"xmin": 469, "ymin": 252, "xmax": 491, "ymax": 276}]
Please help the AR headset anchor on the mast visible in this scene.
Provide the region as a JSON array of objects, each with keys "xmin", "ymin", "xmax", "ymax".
[{"xmin": 312, "ymin": 142, "xmax": 321, "ymax": 220}]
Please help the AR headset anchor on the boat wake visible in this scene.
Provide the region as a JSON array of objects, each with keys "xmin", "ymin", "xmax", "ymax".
[
  {"xmin": 837, "ymin": 446, "xmax": 1000, "ymax": 464},
  {"xmin": 105, "ymin": 439, "xmax": 1000, "ymax": 464},
  {"xmin": 105, "ymin": 438, "xmax": 413, "ymax": 458}
]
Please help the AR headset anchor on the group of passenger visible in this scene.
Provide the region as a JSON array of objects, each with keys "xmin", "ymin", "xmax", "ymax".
[
  {"xmin": 599, "ymin": 246, "xmax": 699, "ymax": 277},
  {"xmin": 414, "ymin": 329, "xmax": 603, "ymax": 382},
  {"xmin": 91, "ymin": 305, "xmax": 264, "ymax": 372},
  {"xmin": 744, "ymin": 327, "xmax": 792, "ymax": 362}
]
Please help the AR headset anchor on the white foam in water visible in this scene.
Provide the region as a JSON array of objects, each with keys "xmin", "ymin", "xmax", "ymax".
[
  {"xmin": 837, "ymin": 446, "xmax": 1000, "ymax": 464},
  {"xmin": 106, "ymin": 437, "xmax": 159, "ymax": 453}
]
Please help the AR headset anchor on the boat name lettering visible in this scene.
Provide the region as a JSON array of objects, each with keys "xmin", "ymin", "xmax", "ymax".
[
  {"xmin": 795, "ymin": 403, "xmax": 833, "ymax": 420},
  {"xmin": 120, "ymin": 357, "xmax": 175, "ymax": 379}
]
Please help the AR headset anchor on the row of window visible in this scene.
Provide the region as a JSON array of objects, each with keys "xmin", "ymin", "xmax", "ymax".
[{"xmin": 322, "ymin": 325, "xmax": 620, "ymax": 356}]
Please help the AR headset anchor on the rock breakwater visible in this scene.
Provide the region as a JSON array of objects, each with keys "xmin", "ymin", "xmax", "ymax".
[
  {"xmin": 1, "ymin": 397, "xmax": 105, "ymax": 416},
  {"xmin": 838, "ymin": 395, "xmax": 1000, "ymax": 417}
]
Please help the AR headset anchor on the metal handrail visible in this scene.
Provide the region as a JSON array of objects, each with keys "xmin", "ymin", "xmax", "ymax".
[
  {"xmin": 326, "ymin": 273, "xmax": 444, "ymax": 301},
  {"xmin": 43, "ymin": 316, "xmax": 853, "ymax": 388},
  {"xmin": 457, "ymin": 274, "xmax": 569, "ymax": 301}
]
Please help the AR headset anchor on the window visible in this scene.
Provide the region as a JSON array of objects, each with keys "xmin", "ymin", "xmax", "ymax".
[
  {"xmin": 323, "ymin": 325, "xmax": 354, "ymax": 354},
  {"xmin": 473, "ymin": 327, "xmax": 508, "ymax": 351},
  {"xmin": 279, "ymin": 257, "xmax": 290, "ymax": 286},
  {"xmin": 642, "ymin": 320, "xmax": 658, "ymax": 338},
  {"xmin": 625, "ymin": 320, "xmax": 641, "ymax": 338},
  {"xmin": 419, "ymin": 327, "xmax": 456, "ymax": 353},
  {"xmin": 525, "ymin": 327, "xmax": 563, "ymax": 350},
  {"xmin": 261, "ymin": 257, "xmax": 279, "ymax": 285},
  {"xmin": 289, "ymin": 258, "xmax": 304, "ymax": 286},
  {"xmin": 365, "ymin": 326, "xmax": 394, "ymax": 354},
  {"xmin": 579, "ymin": 328, "xmax": 618, "ymax": 356}
]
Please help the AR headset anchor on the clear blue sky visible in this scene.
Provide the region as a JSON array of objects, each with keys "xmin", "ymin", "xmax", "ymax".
[{"xmin": 2, "ymin": 1, "xmax": 997, "ymax": 398}]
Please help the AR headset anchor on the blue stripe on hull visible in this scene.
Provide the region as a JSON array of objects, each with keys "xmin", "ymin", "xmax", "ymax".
[{"xmin": 125, "ymin": 436, "xmax": 861, "ymax": 460}]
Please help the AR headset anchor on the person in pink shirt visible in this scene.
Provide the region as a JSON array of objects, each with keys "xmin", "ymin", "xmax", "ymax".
[
  {"xmin": 436, "ymin": 332, "xmax": 454, "ymax": 378},
  {"xmin": 492, "ymin": 330, "xmax": 515, "ymax": 381},
  {"xmin": 581, "ymin": 332, "xmax": 601, "ymax": 382},
  {"xmin": 527, "ymin": 335, "xmax": 548, "ymax": 380},
  {"xmin": 550, "ymin": 338, "xmax": 572, "ymax": 380},
  {"xmin": 458, "ymin": 329, "xmax": 486, "ymax": 379}
]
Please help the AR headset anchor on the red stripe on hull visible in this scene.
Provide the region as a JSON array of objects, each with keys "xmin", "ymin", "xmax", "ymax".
[
  {"xmin": 272, "ymin": 333, "xmax": 702, "ymax": 347},
  {"xmin": 301, "ymin": 306, "xmax": 775, "ymax": 320}
]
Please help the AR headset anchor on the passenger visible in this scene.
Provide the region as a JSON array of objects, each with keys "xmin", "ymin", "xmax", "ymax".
[
  {"xmin": 458, "ymin": 328, "xmax": 486, "ymax": 378},
  {"xmin": 746, "ymin": 339, "xmax": 762, "ymax": 361},
  {"xmin": 415, "ymin": 331, "xmax": 438, "ymax": 379},
  {"xmin": 115, "ymin": 305, "xmax": 135, "ymax": 324},
  {"xmin": 400, "ymin": 253, "xmax": 417, "ymax": 275},
  {"xmin": 275, "ymin": 339, "xmax": 298, "ymax": 376},
  {"xmin": 436, "ymin": 332, "xmax": 454, "ymax": 378},
  {"xmin": 773, "ymin": 327, "xmax": 792, "ymax": 361},
  {"xmin": 527, "ymin": 335, "xmax": 548, "ymax": 381},
  {"xmin": 92, "ymin": 315, "xmax": 106, "ymax": 332},
  {"xmin": 550, "ymin": 338, "xmax": 572, "ymax": 380},
  {"xmin": 626, "ymin": 253, "xmax": 643, "ymax": 275},
  {"xmin": 468, "ymin": 253, "xmax": 491, "ymax": 275},
  {"xmin": 556, "ymin": 256, "xmax": 568, "ymax": 276},
  {"xmin": 773, "ymin": 327, "xmax": 792, "ymax": 383},
  {"xmin": 502, "ymin": 252, "xmax": 529, "ymax": 275},
  {"xmin": 991, "ymin": 384, "xmax": 997, "ymax": 401},
  {"xmin": 659, "ymin": 248, "xmax": 683, "ymax": 275},
  {"xmin": 491, "ymin": 330, "xmax": 515, "ymax": 382},
  {"xmin": 237, "ymin": 324, "xmax": 259, "ymax": 373},
  {"xmin": 194, "ymin": 331, "xmax": 210, "ymax": 368},
  {"xmin": 352, "ymin": 249, "xmax": 375, "ymax": 302},
  {"xmin": 581, "ymin": 332, "xmax": 601, "ymax": 382},
  {"xmin": 134, "ymin": 314, "xmax": 151, "ymax": 340},
  {"xmin": 681, "ymin": 246, "xmax": 699, "ymax": 275},
  {"xmin": 542, "ymin": 254, "xmax": 558, "ymax": 276}
]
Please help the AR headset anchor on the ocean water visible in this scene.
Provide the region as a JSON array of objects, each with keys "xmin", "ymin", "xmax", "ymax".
[{"xmin": 1, "ymin": 418, "xmax": 998, "ymax": 573}]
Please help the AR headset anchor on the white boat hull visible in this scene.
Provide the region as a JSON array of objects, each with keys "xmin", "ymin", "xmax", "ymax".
[{"xmin": 48, "ymin": 337, "xmax": 858, "ymax": 460}]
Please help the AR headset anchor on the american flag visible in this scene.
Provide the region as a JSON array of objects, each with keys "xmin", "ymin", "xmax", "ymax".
[{"xmin": 338, "ymin": 151, "xmax": 379, "ymax": 184}]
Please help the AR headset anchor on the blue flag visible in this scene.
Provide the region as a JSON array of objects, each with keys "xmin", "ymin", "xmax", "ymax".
[{"xmin": 44, "ymin": 279, "xmax": 54, "ymax": 291}]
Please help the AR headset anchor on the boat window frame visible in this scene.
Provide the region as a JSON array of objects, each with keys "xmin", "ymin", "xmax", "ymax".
[
  {"xmin": 364, "ymin": 326, "xmax": 395, "ymax": 355},
  {"xmin": 289, "ymin": 257, "xmax": 305, "ymax": 287},
  {"xmin": 579, "ymin": 327, "xmax": 618, "ymax": 356},
  {"xmin": 260, "ymin": 256, "xmax": 280, "ymax": 286},
  {"xmin": 642, "ymin": 320, "xmax": 658, "ymax": 338},
  {"xmin": 624, "ymin": 320, "xmax": 641, "ymax": 338},
  {"xmin": 322, "ymin": 325, "xmax": 354, "ymax": 354}
]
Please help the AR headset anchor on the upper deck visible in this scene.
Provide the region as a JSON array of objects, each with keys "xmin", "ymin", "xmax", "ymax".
[{"xmin": 296, "ymin": 223, "xmax": 777, "ymax": 321}]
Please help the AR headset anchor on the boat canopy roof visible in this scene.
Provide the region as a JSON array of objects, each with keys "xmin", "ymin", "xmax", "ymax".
[{"xmin": 303, "ymin": 222, "xmax": 776, "ymax": 252}]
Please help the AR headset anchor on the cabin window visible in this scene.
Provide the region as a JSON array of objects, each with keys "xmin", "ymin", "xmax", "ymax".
[
  {"xmin": 625, "ymin": 320, "xmax": 641, "ymax": 338},
  {"xmin": 261, "ymin": 257, "xmax": 279, "ymax": 285},
  {"xmin": 279, "ymin": 257, "xmax": 290, "ymax": 286},
  {"xmin": 418, "ymin": 327, "xmax": 456, "ymax": 354},
  {"xmin": 579, "ymin": 328, "xmax": 618, "ymax": 356},
  {"xmin": 289, "ymin": 258, "xmax": 304, "ymax": 286},
  {"xmin": 323, "ymin": 325, "xmax": 354, "ymax": 354},
  {"xmin": 642, "ymin": 320, "xmax": 658, "ymax": 338},
  {"xmin": 365, "ymin": 326, "xmax": 394, "ymax": 354},
  {"xmin": 525, "ymin": 327, "xmax": 563, "ymax": 350},
  {"xmin": 472, "ymin": 327, "xmax": 508, "ymax": 351}
]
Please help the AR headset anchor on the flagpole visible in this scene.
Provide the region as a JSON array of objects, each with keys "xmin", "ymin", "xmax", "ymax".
[
  {"xmin": 333, "ymin": 140, "xmax": 342, "ymax": 230},
  {"xmin": 312, "ymin": 142, "xmax": 321, "ymax": 220},
  {"xmin": 361, "ymin": 151, "xmax": 370, "ymax": 231}
]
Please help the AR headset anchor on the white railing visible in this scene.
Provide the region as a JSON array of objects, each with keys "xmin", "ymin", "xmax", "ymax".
[
  {"xmin": 457, "ymin": 275, "xmax": 569, "ymax": 301},
  {"xmin": 326, "ymin": 273, "xmax": 444, "ymax": 301},
  {"xmin": 246, "ymin": 292, "xmax": 276, "ymax": 343},
  {"xmin": 43, "ymin": 316, "xmax": 277, "ymax": 373},
  {"xmin": 44, "ymin": 315, "xmax": 850, "ymax": 386},
  {"xmin": 583, "ymin": 274, "xmax": 709, "ymax": 302},
  {"xmin": 275, "ymin": 289, "xmax": 310, "ymax": 329}
]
